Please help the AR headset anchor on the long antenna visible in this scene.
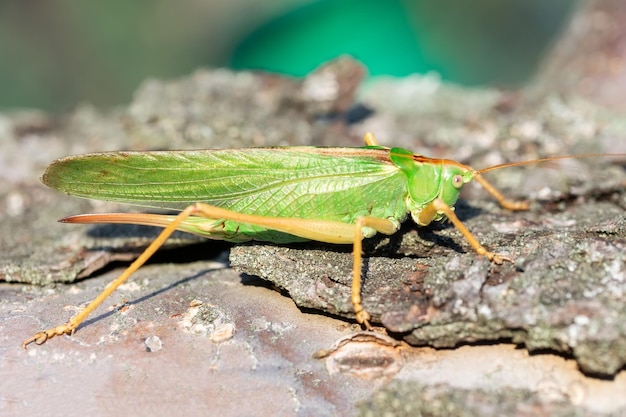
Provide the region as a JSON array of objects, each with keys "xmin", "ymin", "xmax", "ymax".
[{"xmin": 474, "ymin": 153, "xmax": 625, "ymax": 176}]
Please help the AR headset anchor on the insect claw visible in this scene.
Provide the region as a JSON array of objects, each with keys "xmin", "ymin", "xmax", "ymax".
[
  {"xmin": 22, "ymin": 331, "xmax": 52, "ymax": 349},
  {"xmin": 492, "ymin": 253, "xmax": 514, "ymax": 264},
  {"xmin": 21, "ymin": 333, "xmax": 42, "ymax": 349},
  {"xmin": 355, "ymin": 310, "xmax": 372, "ymax": 330},
  {"xmin": 482, "ymin": 251, "xmax": 514, "ymax": 265},
  {"xmin": 22, "ymin": 323, "xmax": 75, "ymax": 348}
]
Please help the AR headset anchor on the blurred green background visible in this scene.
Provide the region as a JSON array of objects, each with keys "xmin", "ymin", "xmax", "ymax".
[{"xmin": 0, "ymin": 0, "xmax": 576, "ymax": 112}]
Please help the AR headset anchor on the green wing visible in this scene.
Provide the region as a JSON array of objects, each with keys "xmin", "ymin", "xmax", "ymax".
[{"xmin": 43, "ymin": 147, "xmax": 410, "ymax": 228}]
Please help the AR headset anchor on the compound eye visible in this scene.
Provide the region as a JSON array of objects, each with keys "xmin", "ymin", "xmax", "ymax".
[{"xmin": 452, "ymin": 174, "xmax": 464, "ymax": 188}]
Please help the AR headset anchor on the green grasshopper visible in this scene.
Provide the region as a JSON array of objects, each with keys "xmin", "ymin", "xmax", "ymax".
[{"xmin": 22, "ymin": 133, "xmax": 623, "ymax": 347}]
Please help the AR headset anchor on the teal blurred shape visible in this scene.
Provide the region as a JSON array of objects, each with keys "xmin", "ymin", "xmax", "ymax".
[
  {"xmin": 230, "ymin": 0, "xmax": 426, "ymax": 77},
  {"xmin": 230, "ymin": 0, "xmax": 576, "ymax": 86}
]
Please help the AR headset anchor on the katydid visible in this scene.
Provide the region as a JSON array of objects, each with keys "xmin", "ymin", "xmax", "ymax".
[{"xmin": 22, "ymin": 133, "xmax": 624, "ymax": 347}]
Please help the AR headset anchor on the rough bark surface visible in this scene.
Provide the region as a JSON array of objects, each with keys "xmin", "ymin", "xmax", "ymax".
[{"xmin": 2, "ymin": 6, "xmax": 626, "ymax": 414}]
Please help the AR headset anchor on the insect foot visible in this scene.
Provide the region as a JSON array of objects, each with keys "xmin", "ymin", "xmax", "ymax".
[
  {"xmin": 485, "ymin": 251, "xmax": 513, "ymax": 265},
  {"xmin": 355, "ymin": 309, "xmax": 372, "ymax": 331},
  {"xmin": 22, "ymin": 323, "xmax": 75, "ymax": 348}
]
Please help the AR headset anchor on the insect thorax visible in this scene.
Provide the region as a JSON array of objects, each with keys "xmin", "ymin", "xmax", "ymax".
[{"xmin": 404, "ymin": 161, "xmax": 468, "ymax": 226}]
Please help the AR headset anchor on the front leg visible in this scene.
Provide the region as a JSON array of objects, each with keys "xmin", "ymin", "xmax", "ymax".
[{"xmin": 417, "ymin": 198, "xmax": 512, "ymax": 264}]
